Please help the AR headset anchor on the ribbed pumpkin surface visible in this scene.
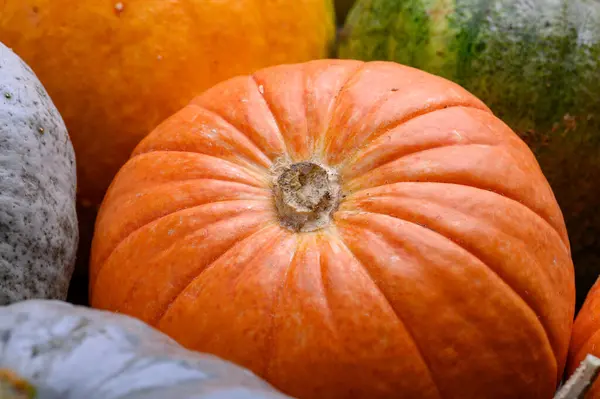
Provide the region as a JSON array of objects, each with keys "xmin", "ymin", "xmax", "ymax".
[{"xmin": 90, "ymin": 60, "xmax": 575, "ymax": 399}]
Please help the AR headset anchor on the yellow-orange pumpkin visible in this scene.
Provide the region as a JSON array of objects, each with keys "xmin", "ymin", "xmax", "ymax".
[
  {"xmin": 90, "ymin": 60, "xmax": 575, "ymax": 399},
  {"xmin": 0, "ymin": 0, "xmax": 335, "ymax": 206},
  {"xmin": 567, "ymin": 279, "xmax": 600, "ymax": 398}
]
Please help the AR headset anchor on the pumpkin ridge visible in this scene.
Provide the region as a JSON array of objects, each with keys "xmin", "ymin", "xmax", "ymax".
[
  {"xmin": 315, "ymin": 235, "xmax": 338, "ymax": 338},
  {"xmin": 91, "ymin": 182, "xmax": 271, "ymax": 273},
  {"xmin": 321, "ymin": 61, "xmax": 368, "ymax": 155},
  {"xmin": 95, "ymin": 178, "xmax": 270, "ymax": 248},
  {"xmin": 339, "ymin": 238, "xmax": 444, "ymax": 399},
  {"xmin": 323, "ymin": 63, "xmax": 491, "ymax": 166},
  {"xmin": 343, "ymin": 106, "xmax": 516, "ymax": 181},
  {"xmin": 97, "ymin": 210, "xmax": 276, "ymax": 322},
  {"xmin": 193, "ymin": 84, "xmax": 289, "ymax": 163},
  {"xmin": 152, "ymin": 222, "xmax": 284, "ymax": 331},
  {"xmin": 262, "ymin": 238, "xmax": 299, "ymax": 380},
  {"xmin": 131, "ymin": 149, "xmax": 269, "ymax": 178},
  {"xmin": 349, "ymin": 183, "xmax": 569, "ymax": 255},
  {"xmin": 102, "ymin": 178, "xmax": 271, "ymax": 216},
  {"xmin": 121, "ymin": 151, "xmax": 269, "ymax": 190},
  {"xmin": 184, "ymin": 104, "xmax": 278, "ymax": 167},
  {"xmin": 345, "ymin": 167, "xmax": 569, "ymax": 250},
  {"xmin": 308, "ymin": 61, "xmax": 365, "ymax": 157},
  {"xmin": 344, "ymin": 142, "xmax": 493, "ymax": 187},
  {"xmin": 249, "ymin": 75, "xmax": 290, "ymax": 160},
  {"xmin": 124, "ymin": 218, "xmax": 278, "ymax": 326},
  {"xmin": 336, "ymin": 210, "xmax": 560, "ymax": 394},
  {"xmin": 325, "ymin": 79, "xmax": 401, "ymax": 164},
  {"xmin": 349, "ymin": 208, "xmax": 560, "ymax": 371},
  {"xmin": 332, "ymin": 101, "xmax": 490, "ymax": 169},
  {"xmin": 155, "ymin": 223, "xmax": 284, "ymax": 326},
  {"xmin": 91, "ymin": 199, "xmax": 273, "ymax": 292},
  {"xmin": 132, "ymin": 104, "xmax": 273, "ymax": 172}
]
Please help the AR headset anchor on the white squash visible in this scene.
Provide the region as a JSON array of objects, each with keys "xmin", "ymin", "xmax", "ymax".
[
  {"xmin": 0, "ymin": 42, "xmax": 78, "ymax": 303},
  {"xmin": 0, "ymin": 300, "xmax": 292, "ymax": 399}
]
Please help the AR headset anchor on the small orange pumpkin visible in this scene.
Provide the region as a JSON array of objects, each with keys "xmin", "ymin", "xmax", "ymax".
[
  {"xmin": 567, "ymin": 279, "xmax": 600, "ymax": 398},
  {"xmin": 90, "ymin": 60, "xmax": 575, "ymax": 399}
]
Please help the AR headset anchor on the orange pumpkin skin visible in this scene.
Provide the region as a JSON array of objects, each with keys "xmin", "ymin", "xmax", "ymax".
[
  {"xmin": 90, "ymin": 60, "xmax": 575, "ymax": 399},
  {"xmin": 0, "ymin": 0, "xmax": 335, "ymax": 206},
  {"xmin": 567, "ymin": 279, "xmax": 600, "ymax": 398}
]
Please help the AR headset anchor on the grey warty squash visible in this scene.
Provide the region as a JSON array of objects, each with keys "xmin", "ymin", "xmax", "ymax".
[
  {"xmin": 0, "ymin": 300, "xmax": 292, "ymax": 399},
  {"xmin": 0, "ymin": 42, "xmax": 78, "ymax": 304}
]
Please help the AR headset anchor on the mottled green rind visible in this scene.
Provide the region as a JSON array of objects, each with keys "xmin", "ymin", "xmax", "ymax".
[{"xmin": 339, "ymin": 0, "xmax": 600, "ymax": 308}]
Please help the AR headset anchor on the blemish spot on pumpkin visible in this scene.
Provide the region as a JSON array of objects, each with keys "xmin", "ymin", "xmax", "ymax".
[
  {"xmin": 114, "ymin": 2, "xmax": 124, "ymax": 14},
  {"xmin": 272, "ymin": 160, "xmax": 341, "ymax": 233},
  {"xmin": 258, "ymin": 85, "xmax": 265, "ymax": 94}
]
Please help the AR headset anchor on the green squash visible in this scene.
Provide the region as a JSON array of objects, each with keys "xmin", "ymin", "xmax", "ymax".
[
  {"xmin": 0, "ymin": 300, "xmax": 291, "ymax": 399},
  {"xmin": 338, "ymin": 0, "xmax": 600, "ymax": 308}
]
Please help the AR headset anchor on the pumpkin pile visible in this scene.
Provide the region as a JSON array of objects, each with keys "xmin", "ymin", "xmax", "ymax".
[{"xmin": 0, "ymin": 1, "xmax": 599, "ymax": 398}]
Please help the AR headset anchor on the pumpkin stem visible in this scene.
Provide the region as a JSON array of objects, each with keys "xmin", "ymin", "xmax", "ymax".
[
  {"xmin": 272, "ymin": 160, "xmax": 341, "ymax": 232},
  {"xmin": 554, "ymin": 354, "xmax": 600, "ymax": 399}
]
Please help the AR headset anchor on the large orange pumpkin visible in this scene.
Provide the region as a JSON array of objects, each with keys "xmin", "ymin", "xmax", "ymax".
[
  {"xmin": 90, "ymin": 60, "xmax": 575, "ymax": 399},
  {"xmin": 0, "ymin": 0, "xmax": 335, "ymax": 206},
  {"xmin": 567, "ymin": 279, "xmax": 600, "ymax": 398}
]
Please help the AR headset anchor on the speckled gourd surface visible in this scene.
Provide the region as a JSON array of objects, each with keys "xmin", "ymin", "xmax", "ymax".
[
  {"xmin": 0, "ymin": 300, "xmax": 291, "ymax": 399},
  {"xmin": 0, "ymin": 42, "xmax": 78, "ymax": 304},
  {"xmin": 338, "ymin": 0, "xmax": 600, "ymax": 307}
]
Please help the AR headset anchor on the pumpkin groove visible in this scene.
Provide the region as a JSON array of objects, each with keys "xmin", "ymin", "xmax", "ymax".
[
  {"xmin": 149, "ymin": 222, "xmax": 283, "ymax": 326},
  {"xmin": 344, "ymin": 206, "xmax": 557, "ymax": 350},
  {"xmin": 341, "ymin": 236, "xmax": 444, "ymax": 399},
  {"xmin": 91, "ymin": 60, "xmax": 574, "ymax": 398},
  {"xmin": 92, "ymin": 202, "xmax": 274, "ymax": 306}
]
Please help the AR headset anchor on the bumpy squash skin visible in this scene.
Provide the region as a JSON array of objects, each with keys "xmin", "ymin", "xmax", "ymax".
[
  {"xmin": 90, "ymin": 59, "xmax": 575, "ymax": 399},
  {"xmin": 0, "ymin": 300, "xmax": 291, "ymax": 399},
  {"xmin": 0, "ymin": 43, "xmax": 78, "ymax": 304},
  {"xmin": 338, "ymin": 0, "xmax": 600, "ymax": 307}
]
